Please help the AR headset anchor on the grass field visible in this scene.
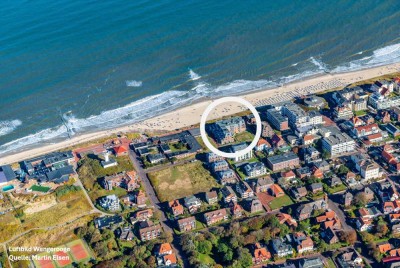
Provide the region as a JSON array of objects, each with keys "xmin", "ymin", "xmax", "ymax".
[
  {"xmin": 234, "ymin": 131, "xmax": 255, "ymax": 143},
  {"xmin": 30, "ymin": 185, "xmax": 51, "ymax": 193},
  {"xmin": 268, "ymin": 195, "xmax": 294, "ymax": 210},
  {"xmin": 148, "ymin": 161, "xmax": 219, "ymax": 202}
]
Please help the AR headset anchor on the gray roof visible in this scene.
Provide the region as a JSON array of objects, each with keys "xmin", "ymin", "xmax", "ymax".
[
  {"xmin": 0, "ymin": 165, "xmax": 16, "ymax": 181},
  {"xmin": 231, "ymin": 142, "xmax": 247, "ymax": 152},
  {"xmin": 267, "ymin": 152, "xmax": 299, "ymax": 165}
]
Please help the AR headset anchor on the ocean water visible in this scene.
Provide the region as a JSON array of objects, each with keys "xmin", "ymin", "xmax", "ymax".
[{"xmin": 0, "ymin": 0, "xmax": 400, "ymax": 155}]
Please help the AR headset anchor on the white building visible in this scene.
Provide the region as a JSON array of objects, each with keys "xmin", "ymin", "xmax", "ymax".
[
  {"xmin": 351, "ymin": 155, "xmax": 380, "ymax": 181},
  {"xmin": 320, "ymin": 127, "xmax": 356, "ymax": 158},
  {"xmin": 99, "ymin": 194, "xmax": 120, "ymax": 211},
  {"xmin": 230, "ymin": 143, "xmax": 253, "ymax": 162}
]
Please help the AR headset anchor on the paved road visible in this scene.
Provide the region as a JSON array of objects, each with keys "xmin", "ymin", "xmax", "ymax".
[{"xmin": 128, "ymin": 149, "xmax": 189, "ymax": 268}]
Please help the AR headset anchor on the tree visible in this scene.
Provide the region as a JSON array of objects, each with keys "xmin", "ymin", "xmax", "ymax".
[
  {"xmin": 353, "ymin": 192, "xmax": 368, "ymax": 207},
  {"xmin": 338, "ymin": 230, "xmax": 357, "ymax": 244},
  {"xmin": 197, "ymin": 240, "xmax": 213, "ymax": 254},
  {"xmin": 338, "ymin": 165, "xmax": 350, "ymax": 175},
  {"xmin": 237, "ymin": 247, "xmax": 253, "ymax": 268},
  {"xmin": 376, "ymin": 223, "xmax": 389, "ymax": 237}
]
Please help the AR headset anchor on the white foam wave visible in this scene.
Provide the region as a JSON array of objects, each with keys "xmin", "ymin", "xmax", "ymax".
[
  {"xmin": 0, "ymin": 120, "xmax": 22, "ymax": 136},
  {"xmin": 309, "ymin": 57, "xmax": 328, "ymax": 72},
  {"xmin": 333, "ymin": 43, "xmax": 400, "ymax": 73},
  {"xmin": 189, "ymin": 69, "xmax": 201, "ymax": 81},
  {"xmin": 126, "ymin": 80, "xmax": 143, "ymax": 87}
]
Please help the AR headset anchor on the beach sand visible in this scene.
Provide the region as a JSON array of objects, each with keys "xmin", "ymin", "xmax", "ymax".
[{"xmin": 1, "ymin": 63, "xmax": 400, "ymax": 165}]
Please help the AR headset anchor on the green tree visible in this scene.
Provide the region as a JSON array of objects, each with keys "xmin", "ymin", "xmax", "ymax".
[{"xmin": 197, "ymin": 240, "xmax": 213, "ymax": 254}]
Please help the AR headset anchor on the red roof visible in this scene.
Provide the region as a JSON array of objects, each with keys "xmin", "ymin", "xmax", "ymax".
[
  {"xmin": 114, "ymin": 146, "xmax": 128, "ymax": 154},
  {"xmin": 355, "ymin": 123, "xmax": 379, "ymax": 134}
]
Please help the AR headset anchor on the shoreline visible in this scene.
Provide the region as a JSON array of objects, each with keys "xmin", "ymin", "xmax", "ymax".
[{"xmin": 1, "ymin": 62, "xmax": 400, "ymax": 165}]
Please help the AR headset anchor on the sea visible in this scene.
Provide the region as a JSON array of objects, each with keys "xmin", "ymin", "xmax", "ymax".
[{"xmin": 0, "ymin": 0, "xmax": 400, "ymax": 156}]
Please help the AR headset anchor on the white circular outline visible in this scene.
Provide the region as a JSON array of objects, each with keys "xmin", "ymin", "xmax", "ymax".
[{"xmin": 200, "ymin": 97, "xmax": 262, "ymax": 158}]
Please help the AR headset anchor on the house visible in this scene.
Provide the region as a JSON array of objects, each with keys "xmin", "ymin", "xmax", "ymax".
[
  {"xmin": 342, "ymin": 192, "xmax": 354, "ymax": 207},
  {"xmin": 230, "ymin": 143, "xmax": 253, "ymax": 162},
  {"xmin": 353, "ymin": 123, "xmax": 380, "ymax": 138},
  {"xmin": 205, "ymin": 191, "xmax": 218, "ymax": 204},
  {"xmin": 102, "ymin": 171, "xmax": 140, "ymax": 191},
  {"xmin": 298, "ymin": 257, "xmax": 324, "ymax": 268},
  {"xmin": 216, "ymin": 169, "xmax": 237, "ymax": 185},
  {"xmin": 293, "ymin": 232, "xmax": 314, "ymax": 254},
  {"xmin": 203, "ymin": 208, "xmax": 228, "ymax": 226},
  {"xmin": 383, "ymin": 200, "xmax": 400, "ymax": 214},
  {"xmin": 296, "ymin": 199, "xmax": 328, "ymax": 220},
  {"xmin": 134, "ymin": 209, "xmax": 153, "ymax": 222},
  {"xmin": 161, "ymin": 253, "xmax": 177, "ymax": 266},
  {"xmin": 248, "ymin": 198, "xmax": 264, "ymax": 214},
  {"xmin": 356, "ymin": 217, "xmax": 374, "ymax": 231},
  {"xmin": 253, "ymin": 243, "xmax": 271, "ymax": 264},
  {"xmin": 244, "ymin": 162, "xmax": 267, "ymax": 177},
  {"xmin": 378, "ymin": 242, "xmax": 393, "ymax": 254},
  {"xmin": 271, "ymin": 238, "xmax": 293, "ymax": 257},
  {"xmin": 210, "ymin": 160, "xmax": 229, "ymax": 172},
  {"xmin": 135, "ymin": 190, "xmax": 147, "ymax": 207},
  {"xmin": 230, "ymin": 202, "xmax": 244, "ymax": 218},
  {"xmin": 351, "ymin": 154, "xmax": 380, "ymax": 181},
  {"xmin": 236, "ymin": 181, "xmax": 254, "ymax": 199},
  {"xmin": 169, "ymin": 200, "xmax": 184, "ymax": 216},
  {"xmin": 271, "ymin": 134, "xmax": 287, "ymax": 148},
  {"xmin": 262, "ymin": 121, "xmax": 275, "ymax": 138},
  {"xmin": 281, "ymin": 170, "xmax": 296, "ymax": 181},
  {"xmin": 277, "ymin": 213, "xmax": 298, "ymax": 227},
  {"xmin": 364, "ymin": 186, "xmax": 375, "ymax": 201},
  {"xmin": 147, "ymin": 153, "xmax": 166, "ymax": 164},
  {"xmin": 139, "ymin": 220, "xmax": 162, "ymax": 241},
  {"xmin": 0, "ymin": 165, "xmax": 16, "ymax": 186},
  {"xmin": 99, "ymin": 194, "xmax": 120, "ymax": 211},
  {"xmin": 322, "ymin": 226, "xmax": 338, "ymax": 244},
  {"xmin": 255, "ymin": 138, "xmax": 270, "ymax": 151},
  {"xmin": 113, "ymin": 145, "xmax": 128, "ymax": 157},
  {"xmin": 316, "ymin": 211, "xmax": 341, "ymax": 229},
  {"xmin": 386, "ymin": 123, "xmax": 400, "ymax": 137},
  {"xmin": 297, "ymin": 166, "xmax": 311, "ymax": 179},
  {"xmin": 94, "ymin": 215, "xmax": 123, "ymax": 229},
  {"xmin": 309, "ymin": 183, "xmax": 323, "ymax": 193},
  {"xmin": 337, "ymin": 249, "xmax": 363, "ymax": 268},
  {"xmin": 177, "ymin": 216, "xmax": 196, "ymax": 232},
  {"xmin": 118, "ymin": 227, "xmax": 134, "ymax": 241},
  {"xmin": 184, "ymin": 195, "xmax": 201, "ymax": 213},
  {"xmin": 270, "ymin": 184, "xmax": 285, "ymax": 197},
  {"xmin": 292, "ymin": 186, "xmax": 308, "ymax": 200},
  {"xmin": 266, "ymin": 152, "xmax": 300, "ymax": 172},
  {"xmin": 251, "ymin": 176, "xmax": 274, "ymax": 193},
  {"xmin": 156, "ymin": 243, "xmax": 173, "ymax": 256},
  {"xmin": 329, "ymin": 176, "xmax": 342, "ymax": 187},
  {"xmin": 221, "ymin": 186, "xmax": 237, "ymax": 203},
  {"xmin": 311, "ymin": 166, "xmax": 324, "ymax": 179},
  {"xmin": 205, "ymin": 152, "xmax": 224, "ymax": 163}
]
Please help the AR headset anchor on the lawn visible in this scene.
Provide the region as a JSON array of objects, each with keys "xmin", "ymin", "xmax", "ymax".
[
  {"xmin": 148, "ymin": 162, "xmax": 219, "ymax": 202},
  {"xmin": 354, "ymin": 110, "xmax": 367, "ymax": 116},
  {"xmin": 30, "ymin": 185, "xmax": 51, "ymax": 193},
  {"xmin": 268, "ymin": 195, "xmax": 294, "ymax": 210},
  {"xmin": 234, "ymin": 131, "xmax": 255, "ymax": 143},
  {"xmin": 324, "ymin": 183, "xmax": 346, "ymax": 194},
  {"xmin": 198, "ymin": 253, "xmax": 215, "ymax": 265}
]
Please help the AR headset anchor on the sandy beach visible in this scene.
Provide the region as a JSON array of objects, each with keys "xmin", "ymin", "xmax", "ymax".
[{"xmin": 1, "ymin": 63, "xmax": 400, "ymax": 165}]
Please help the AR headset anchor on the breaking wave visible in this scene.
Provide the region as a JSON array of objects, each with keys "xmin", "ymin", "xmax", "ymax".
[
  {"xmin": 0, "ymin": 120, "xmax": 22, "ymax": 137},
  {"xmin": 126, "ymin": 80, "xmax": 143, "ymax": 87},
  {"xmin": 189, "ymin": 69, "xmax": 201, "ymax": 81}
]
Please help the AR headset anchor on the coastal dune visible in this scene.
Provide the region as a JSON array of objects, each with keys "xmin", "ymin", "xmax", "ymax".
[{"xmin": 1, "ymin": 62, "xmax": 399, "ymax": 165}]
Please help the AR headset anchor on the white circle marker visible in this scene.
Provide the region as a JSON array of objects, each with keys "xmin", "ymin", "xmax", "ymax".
[{"xmin": 200, "ymin": 96, "xmax": 262, "ymax": 158}]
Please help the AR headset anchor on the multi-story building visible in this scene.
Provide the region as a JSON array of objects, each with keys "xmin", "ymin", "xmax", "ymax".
[
  {"xmin": 139, "ymin": 220, "xmax": 162, "ymax": 241},
  {"xmin": 271, "ymin": 238, "xmax": 294, "ymax": 257},
  {"xmin": 266, "ymin": 107, "xmax": 289, "ymax": 131},
  {"xmin": 320, "ymin": 127, "xmax": 356, "ymax": 157},
  {"xmin": 261, "ymin": 121, "xmax": 275, "ymax": 138},
  {"xmin": 352, "ymin": 123, "xmax": 380, "ymax": 138},
  {"xmin": 369, "ymin": 93, "xmax": 400, "ymax": 109},
  {"xmin": 208, "ymin": 117, "xmax": 246, "ymax": 144},
  {"xmin": 99, "ymin": 194, "xmax": 120, "ymax": 211},
  {"xmin": 216, "ymin": 169, "xmax": 237, "ymax": 185},
  {"xmin": 351, "ymin": 154, "xmax": 380, "ymax": 181},
  {"xmin": 221, "ymin": 186, "xmax": 237, "ymax": 203},
  {"xmin": 205, "ymin": 152, "xmax": 224, "ymax": 163},
  {"xmin": 203, "ymin": 208, "xmax": 228, "ymax": 226},
  {"xmin": 184, "ymin": 195, "xmax": 202, "ymax": 213},
  {"xmin": 236, "ymin": 181, "xmax": 254, "ymax": 199},
  {"xmin": 251, "ymin": 176, "xmax": 274, "ymax": 193},
  {"xmin": 102, "ymin": 171, "xmax": 139, "ymax": 191},
  {"xmin": 210, "ymin": 160, "xmax": 229, "ymax": 172},
  {"xmin": 333, "ymin": 105, "xmax": 353, "ymax": 120},
  {"xmin": 230, "ymin": 143, "xmax": 253, "ymax": 162},
  {"xmin": 177, "ymin": 216, "xmax": 196, "ymax": 232},
  {"xmin": 244, "ymin": 162, "xmax": 267, "ymax": 177},
  {"xmin": 266, "ymin": 152, "xmax": 300, "ymax": 172},
  {"xmin": 296, "ymin": 199, "xmax": 328, "ymax": 221}
]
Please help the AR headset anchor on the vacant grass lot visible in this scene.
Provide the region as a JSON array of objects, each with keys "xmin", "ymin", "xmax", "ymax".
[
  {"xmin": 234, "ymin": 131, "xmax": 255, "ymax": 143},
  {"xmin": 268, "ymin": 195, "xmax": 294, "ymax": 210},
  {"xmin": 148, "ymin": 162, "xmax": 219, "ymax": 202}
]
